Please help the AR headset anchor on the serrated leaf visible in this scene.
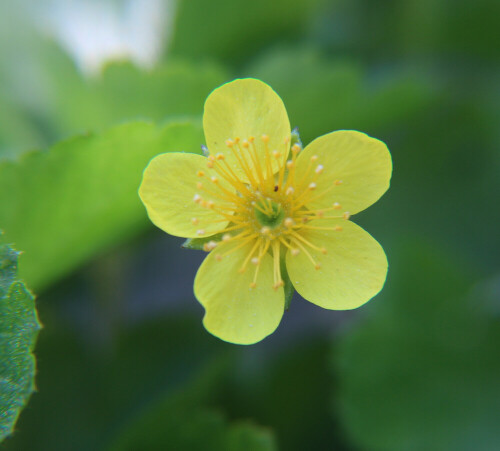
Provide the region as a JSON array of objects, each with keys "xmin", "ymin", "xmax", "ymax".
[
  {"xmin": 0, "ymin": 244, "xmax": 41, "ymax": 442},
  {"xmin": 0, "ymin": 120, "xmax": 204, "ymax": 290}
]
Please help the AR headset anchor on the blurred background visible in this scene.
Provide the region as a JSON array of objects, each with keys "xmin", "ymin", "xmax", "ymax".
[{"xmin": 1, "ymin": 0, "xmax": 499, "ymax": 449}]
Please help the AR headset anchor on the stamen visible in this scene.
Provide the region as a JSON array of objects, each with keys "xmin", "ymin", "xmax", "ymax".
[
  {"xmin": 343, "ymin": 212, "xmax": 351, "ymax": 220},
  {"xmin": 333, "ymin": 202, "xmax": 341, "ymax": 210}
]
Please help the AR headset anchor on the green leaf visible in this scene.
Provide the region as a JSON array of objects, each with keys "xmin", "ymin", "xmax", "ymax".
[
  {"xmin": 0, "ymin": 244, "xmax": 41, "ymax": 442},
  {"xmin": 0, "ymin": 120, "xmax": 204, "ymax": 290},
  {"xmin": 0, "ymin": 35, "xmax": 227, "ymax": 156},
  {"xmin": 335, "ymin": 240, "xmax": 500, "ymax": 451}
]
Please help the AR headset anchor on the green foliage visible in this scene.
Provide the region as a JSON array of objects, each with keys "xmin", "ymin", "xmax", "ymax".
[
  {"xmin": 2, "ymin": 312, "xmax": 275, "ymax": 451},
  {"xmin": 0, "ymin": 38, "xmax": 226, "ymax": 158},
  {"xmin": 335, "ymin": 241, "xmax": 500, "ymax": 451},
  {"xmin": 169, "ymin": 0, "xmax": 324, "ymax": 64},
  {"xmin": 109, "ymin": 406, "xmax": 276, "ymax": 451},
  {"xmin": 247, "ymin": 47, "xmax": 435, "ymax": 144},
  {"xmin": 0, "ymin": 244, "xmax": 41, "ymax": 442},
  {"xmin": 0, "ymin": 121, "xmax": 204, "ymax": 290}
]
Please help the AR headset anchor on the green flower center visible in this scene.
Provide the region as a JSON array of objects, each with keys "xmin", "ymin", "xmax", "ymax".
[{"xmin": 254, "ymin": 200, "xmax": 285, "ymax": 229}]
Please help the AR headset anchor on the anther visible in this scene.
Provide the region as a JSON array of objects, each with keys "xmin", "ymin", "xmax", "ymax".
[
  {"xmin": 261, "ymin": 134, "xmax": 269, "ymax": 143},
  {"xmin": 225, "ymin": 139, "xmax": 234, "ymax": 147},
  {"xmin": 197, "ymin": 170, "xmax": 205, "ymax": 177},
  {"xmin": 291, "ymin": 248, "xmax": 300, "ymax": 256},
  {"xmin": 207, "ymin": 161, "xmax": 214, "ymax": 169},
  {"xmin": 291, "ymin": 144, "xmax": 301, "ymax": 154},
  {"xmin": 320, "ymin": 247, "xmax": 327, "ymax": 255},
  {"xmin": 315, "ymin": 164, "xmax": 324, "ymax": 174},
  {"xmin": 260, "ymin": 226, "xmax": 271, "ymax": 235},
  {"xmin": 249, "ymin": 136, "xmax": 255, "ymax": 143},
  {"xmin": 286, "ymin": 160, "xmax": 294, "ymax": 169},
  {"xmin": 249, "ymin": 282, "xmax": 257, "ymax": 289},
  {"xmin": 343, "ymin": 212, "xmax": 351, "ymax": 220},
  {"xmin": 251, "ymin": 257, "xmax": 259, "ymax": 265},
  {"xmin": 314, "ymin": 263, "xmax": 321, "ymax": 270},
  {"xmin": 334, "ymin": 180, "xmax": 343, "ymax": 185},
  {"xmin": 196, "ymin": 182, "xmax": 203, "ymax": 189},
  {"xmin": 308, "ymin": 182, "xmax": 317, "ymax": 190},
  {"xmin": 215, "ymin": 254, "xmax": 223, "ymax": 261},
  {"xmin": 284, "ymin": 218, "xmax": 294, "ymax": 228},
  {"xmin": 311, "ymin": 155, "xmax": 318, "ymax": 162},
  {"xmin": 334, "ymin": 225, "xmax": 343, "ymax": 231},
  {"xmin": 234, "ymin": 137, "xmax": 240, "ymax": 143},
  {"xmin": 215, "ymin": 153, "xmax": 225, "ymax": 160},
  {"xmin": 242, "ymin": 140, "xmax": 249, "ymax": 148},
  {"xmin": 196, "ymin": 229, "xmax": 206, "ymax": 236},
  {"xmin": 333, "ymin": 202, "xmax": 341, "ymax": 210},
  {"xmin": 317, "ymin": 210, "xmax": 324, "ymax": 218},
  {"xmin": 273, "ymin": 281, "xmax": 284, "ymax": 290},
  {"xmin": 222, "ymin": 233, "xmax": 232, "ymax": 242},
  {"xmin": 206, "ymin": 201, "xmax": 215, "ymax": 209},
  {"xmin": 193, "ymin": 194, "xmax": 202, "ymax": 203},
  {"xmin": 203, "ymin": 241, "xmax": 217, "ymax": 251},
  {"xmin": 286, "ymin": 187, "xmax": 294, "ymax": 196},
  {"xmin": 272, "ymin": 150, "xmax": 280, "ymax": 159},
  {"xmin": 191, "ymin": 218, "xmax": 199, "ymax": 225},
  {"xmin": 210, "ymin": 176, "xmax": 218, "ymax": 183}
]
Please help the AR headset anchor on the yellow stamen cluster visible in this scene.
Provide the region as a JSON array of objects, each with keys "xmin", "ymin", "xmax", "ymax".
[{"xmin": 193, "ymin": 135, "xmax": 350, "ymax": 289}]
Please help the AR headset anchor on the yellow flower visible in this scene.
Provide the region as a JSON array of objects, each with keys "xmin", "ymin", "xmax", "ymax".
[{"xmin": 139, "ymin": 78, "xmax": 392, "ymax": 345}]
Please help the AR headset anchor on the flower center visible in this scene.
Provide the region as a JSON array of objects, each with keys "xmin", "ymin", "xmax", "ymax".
[
  {"xmin": 192, "ymin": 134, "xmax": 350, "ymax": 290},
  {"xmin": 254, "ymin": 200, "xmax": 285, "ymax": 229}
]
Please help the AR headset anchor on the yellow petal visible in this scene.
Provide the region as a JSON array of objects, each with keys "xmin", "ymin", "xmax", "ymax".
[
  {"xmin": 194, "ymin": 239, "xmax": 284, "ymax": 344},
  {"xmin": 139, "ymin": 152, "xmax": 232, "ymax": 238},
  {"xmin": 203, "ymin": 78, "xmax": 291, "ymax": 183},
  {"xmin": 295, "ymin": 131, "xmax": 392, "ymax": 214},
  {"xmin": 286, "ymin": 219, "xmax": 387, "ymax": 310}
]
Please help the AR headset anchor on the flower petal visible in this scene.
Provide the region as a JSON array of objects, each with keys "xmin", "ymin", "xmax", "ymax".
[
  {"xmin": 139, "ymin": 152, "xmax": 232, "ymax": 238},
  {"xmin": 194, "ymin": 239, "xmax": 284, "ymax": 344},
  {"xmin": 295, "ymin": 131, "xmax": 392, "ymax": 214},
  {"xmin": 203, "ymin": 78, "xmax": 291, "ymax": 183},
  {"xmin": 286, "ymin": 219, "xmax": 387, "ymax": 310}
]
